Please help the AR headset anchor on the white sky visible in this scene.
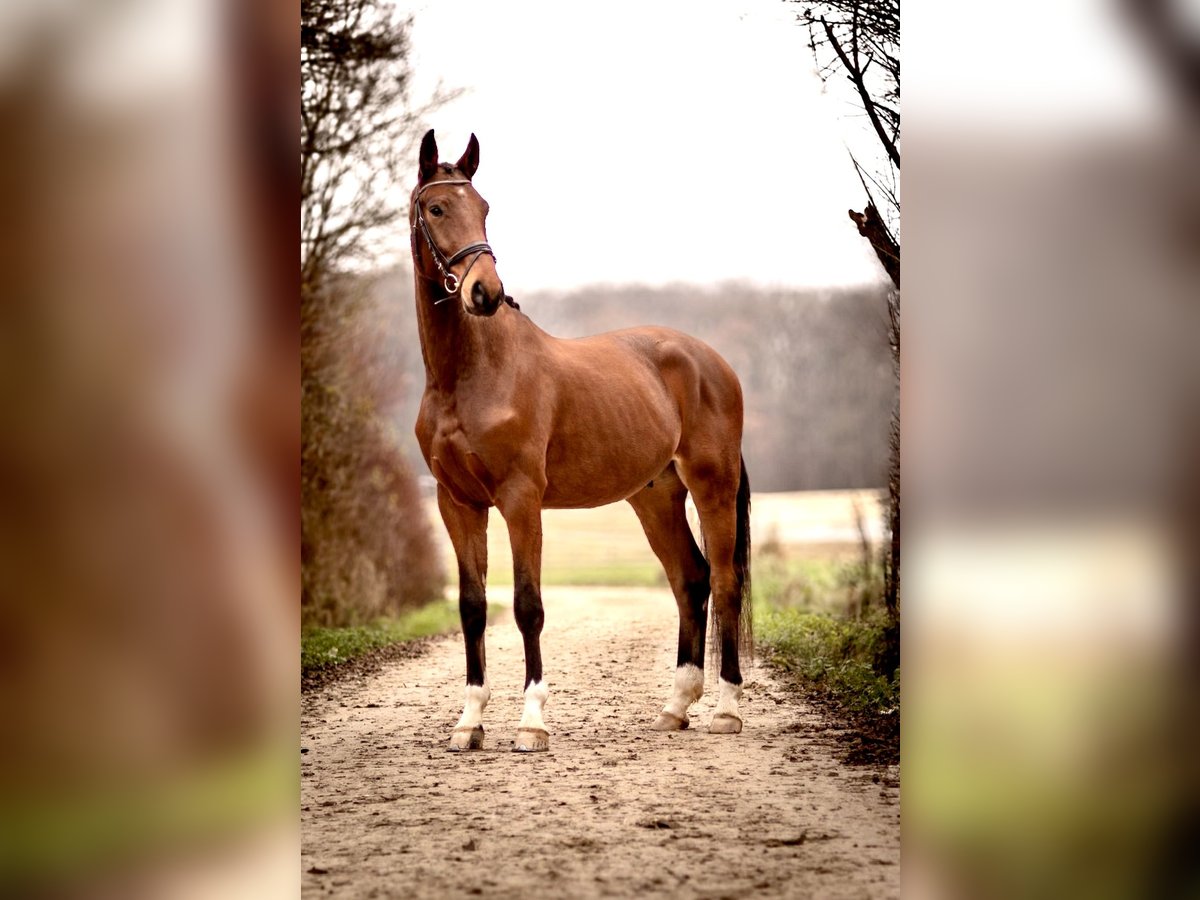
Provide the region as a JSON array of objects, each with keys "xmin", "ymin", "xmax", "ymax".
[
  {"xmin": 399, "ymin": 0, "xmax": 889, "ymax": 292},
  {"xmin": 905, "ymin": 0, "xmax": 1173, "ymax": 129}
]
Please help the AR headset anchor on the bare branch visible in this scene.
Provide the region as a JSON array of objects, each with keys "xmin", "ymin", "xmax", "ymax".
[
  {"xmin": 300, "ymin": 0, "xmax": 458, "ymax": 292},
  {"xmin": 821, "ymin": 15, "xmax": 899, "ymax": 168}
]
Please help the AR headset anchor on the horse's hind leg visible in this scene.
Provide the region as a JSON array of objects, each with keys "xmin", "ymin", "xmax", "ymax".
[
  {"xmin": 438, "ymin": 486, "xmax": 490, "ymax": 751},
  {"xmin": 627, "ymin": 465, "xmax": 711, "ymax": 731},
  {"xmin": 676, "ymin": 455, "xmax": 751, "ymax": 734}
]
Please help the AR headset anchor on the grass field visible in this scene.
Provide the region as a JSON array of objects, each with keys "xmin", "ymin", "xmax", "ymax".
[{"xmin": 423, "ymin": 489, "xmax": 885, "ymax": 590}]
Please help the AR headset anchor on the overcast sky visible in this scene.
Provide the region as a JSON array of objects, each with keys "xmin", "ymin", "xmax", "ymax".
[{"xmin": 398, "ymin": 0, "xmax": 889, "ymax": 293}]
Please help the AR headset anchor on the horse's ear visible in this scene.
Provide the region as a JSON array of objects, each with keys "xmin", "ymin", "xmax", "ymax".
[
  {"xmin": 418, "ymin": 129, "xmax": 438, "ymax": 183},
  {"xmin": 456, "ymin": 133, "xmax": 480, "ymax": 180}
]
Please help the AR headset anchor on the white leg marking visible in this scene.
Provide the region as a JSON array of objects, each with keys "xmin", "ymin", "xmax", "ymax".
[
  {"xmin": 662, "ymin": 663, "xmax": 704, "ymax": 720},
  {"xmin": 518, "ymin": 680, "xmax": 549, "ymax": 731},
  {"xmin": 454, "ymin": 682, "xmax": 490, "ymax": 730},
  {"xmin": 713, "ymin": 678, "xmax": 743, "ymax": 719}
]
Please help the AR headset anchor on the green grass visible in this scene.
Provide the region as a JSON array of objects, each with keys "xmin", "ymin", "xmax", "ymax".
[
  {"xmin": 752, "ymin": 551, "xmax": 898, "ymax": 717},
  {"xmin": 754, "ymin": 600, "xmax": 898, "ymax": 715},
  {"xmin": 752, "ymin": 556, "xmax": 843, "ymax": 613},
  {"xmin": 301, "ymin": 600, "xmax": 462, "ymax": 676}
]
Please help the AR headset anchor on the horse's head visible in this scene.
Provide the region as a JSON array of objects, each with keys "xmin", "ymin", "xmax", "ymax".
[{"xmin": 412, "ymin": 130, "xmax": 506, "ymax": 317}]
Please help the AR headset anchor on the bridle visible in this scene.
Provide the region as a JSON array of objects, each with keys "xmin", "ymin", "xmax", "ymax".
[{"xmin": 411, "ymin": 179, "xmax": 496, "ymax": 304}]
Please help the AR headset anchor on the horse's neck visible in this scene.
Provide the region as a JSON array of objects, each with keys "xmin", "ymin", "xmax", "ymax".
[
  {"xmin": 414, "ymin": 279, "xmax": 468, "ymax": 388},
  {"xmin": 414, "ymin": 278, "xmax": 519, "ymax": 390}
]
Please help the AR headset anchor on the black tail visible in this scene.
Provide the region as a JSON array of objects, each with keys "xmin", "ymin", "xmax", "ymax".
[
  {"xmin": 707, "ymin": 456, "xmax": 754, "ymax": 675},
  {"xmin": 734, "ymin": 457, "xmax": 754, "ymax": 663}
]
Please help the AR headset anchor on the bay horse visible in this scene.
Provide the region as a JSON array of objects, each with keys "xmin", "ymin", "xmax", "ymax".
[{"xmin": 410, "ymin": 130, "xmax": 751, "ymax": 752}]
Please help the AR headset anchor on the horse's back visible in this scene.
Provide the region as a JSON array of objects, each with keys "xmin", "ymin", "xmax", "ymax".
[
  {"xmin": 565, "ymin": 326, "xmax": 739, "ymax": 392},
  {"xmin": 544, "ymin": 324, "xmax": 744, "ymax": 493},
  {"xmin": 574, "ymin": 326, "xmax": 743, "ymax": 421}
]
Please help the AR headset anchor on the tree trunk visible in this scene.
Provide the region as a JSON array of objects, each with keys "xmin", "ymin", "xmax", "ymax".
[{"xmin": 849, "ymin": 203, "xmax": 900, "ymax": 677}]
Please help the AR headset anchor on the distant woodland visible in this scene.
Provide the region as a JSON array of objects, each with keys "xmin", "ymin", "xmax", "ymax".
[{"xmin": 365, "ymin": 273, "xmax": 894, "ymax": 493}]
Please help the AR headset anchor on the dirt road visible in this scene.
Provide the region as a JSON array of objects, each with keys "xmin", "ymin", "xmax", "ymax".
[{"xmin": 301, "ymin": 586, "xmax": 899, "ymax": 898}]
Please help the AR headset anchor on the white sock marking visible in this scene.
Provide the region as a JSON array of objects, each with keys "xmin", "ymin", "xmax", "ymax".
[
  {"xmin": 518, "ymin": 680, "xmax": 549, "ymax": 731},
  {"xmin": 662, "ymin": 663, "xmax": 704, "ymax": 719},
  {"xmin": 714, "ymin": 678, "xmax": 743, "ymax": 719},
  {"xmin": 454, "ymin": 682, "xmax": 490, "ymax": 730}
]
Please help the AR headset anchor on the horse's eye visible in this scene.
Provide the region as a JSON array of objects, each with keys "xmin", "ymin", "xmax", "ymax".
[{"xmin": 429, "ymin": 205, "xmax": 443, "ymax": 217}]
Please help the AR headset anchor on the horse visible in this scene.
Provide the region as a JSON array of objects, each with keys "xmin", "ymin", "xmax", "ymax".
[{"xmin": 410, "ymin": 130, "xmax": 752, "ymax": 752}]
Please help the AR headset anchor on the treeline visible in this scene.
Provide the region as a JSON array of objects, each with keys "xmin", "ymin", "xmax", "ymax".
[{"xmin": 370, "ymin": 274, "xmax": 894, "ymax": 492}]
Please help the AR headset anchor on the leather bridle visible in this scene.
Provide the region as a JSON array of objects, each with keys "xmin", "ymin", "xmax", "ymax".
[{"xmin": 411, "ymin": 179, "xmax": 496, "ymax": 303}]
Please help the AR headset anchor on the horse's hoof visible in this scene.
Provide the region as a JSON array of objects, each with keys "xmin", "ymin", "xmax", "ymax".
[
  {"xmin": 709, "ymin": 713, "xmax": 743, "ymax": 734},
  {"xmin": 448, "ymin": 725, "xmax": 485, "ymax": 751},
  {"xmin": 651, "ymin": 711, "xmax": 689, "ymax": 731},
  {"xmin": 512, "ymin": 728, "xmax": 550, "ymax": 752}
]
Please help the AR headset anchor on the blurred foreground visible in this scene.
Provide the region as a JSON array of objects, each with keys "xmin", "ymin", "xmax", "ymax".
[
  {"xmin": 904, "ymin": 0, "xmax": 1199, "ymax": 894},
  {"xmin": 0, "ymin": 0, "xmax": 297, "ymax": 895}
]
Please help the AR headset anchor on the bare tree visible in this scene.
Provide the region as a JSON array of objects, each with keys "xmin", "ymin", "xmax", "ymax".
[
  {"xmin": 301, "ymin": 0, "xmax": 458, "ymax": 290},
  {"xmin": 300, "ymin": 0, "xmax": 456, "ymax": 624},
  {"xmin": 795, "ymin": 0, "xmax": 899, "ymax": 279},
  {"xmin": 793, "ymin": 0, "xmax": 900, "ymax": 660}
]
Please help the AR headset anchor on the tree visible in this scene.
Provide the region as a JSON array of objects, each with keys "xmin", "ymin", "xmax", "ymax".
[
  {"xmin": 300, "ymin": 0, "xmax": 454, "ymax": 624},
  {"xmin": 793, "ymin": 0, "xmax": 900, "ymax": 665},
  {"xmin": 301, "ymin": 0, "xmax": 456, "ymax": 287},
  {"xmin": 796, "ymin": 0, "xmax": 899, "ymax": 257}
]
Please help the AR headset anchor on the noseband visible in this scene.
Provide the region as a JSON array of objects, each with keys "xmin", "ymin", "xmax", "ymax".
[{"xmin": 412, "ymin": 179, "xmax": 496, "ymax": 304}]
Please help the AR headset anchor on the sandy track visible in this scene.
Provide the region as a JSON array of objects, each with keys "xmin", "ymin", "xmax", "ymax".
[{"xmin": 301, "ymin": 587, "xmax": 898, "ymax": 898}]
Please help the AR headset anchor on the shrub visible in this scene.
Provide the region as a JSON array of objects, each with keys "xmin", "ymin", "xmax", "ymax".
[
  {"xmin": 755, "ymin": 602, "xmax": 899, "ymax": 716},
  {"xmin": 301, "ymin": 279, "xmax": 443, "ymax": 627}
]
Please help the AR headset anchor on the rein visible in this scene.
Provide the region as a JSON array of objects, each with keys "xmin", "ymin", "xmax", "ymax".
[{"xmin": 412, "ymin": 179, "xmax": 496, "ymax": 304}]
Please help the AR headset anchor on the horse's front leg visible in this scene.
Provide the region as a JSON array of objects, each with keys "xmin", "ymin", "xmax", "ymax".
[
  {"xmin": 437, "ymin": 486, "xmax": 491, "ymax": 751},
  {"xmin": 496, "ymin": 480, "xmax": 549, "ymax": 752}
]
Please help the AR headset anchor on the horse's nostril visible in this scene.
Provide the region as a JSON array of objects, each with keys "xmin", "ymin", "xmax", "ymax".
[{"xmin": 471, "ymin": 281, "xmax": 486, "ymax": 305}]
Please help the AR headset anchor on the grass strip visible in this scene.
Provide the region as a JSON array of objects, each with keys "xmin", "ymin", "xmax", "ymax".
[
  {"xmin": 754, "ymin": 599, "xmax": 898, "ymax": 717},
  {"xmin": 301, "ymin": 599, "xmax": 461, "ymax": 676}
]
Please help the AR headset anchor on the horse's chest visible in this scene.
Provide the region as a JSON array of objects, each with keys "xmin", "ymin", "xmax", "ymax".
[{"xmin": 418, "ymin": 397, "xmax": 521, "ymax": 506}]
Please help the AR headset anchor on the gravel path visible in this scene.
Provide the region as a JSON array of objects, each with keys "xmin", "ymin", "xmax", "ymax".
[{"xmin": 301, "ymin": 586, "xmax": 899, "ymax": 898}]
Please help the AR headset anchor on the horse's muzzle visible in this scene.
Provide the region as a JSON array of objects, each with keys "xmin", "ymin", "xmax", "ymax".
[{"xmin": 465, "ymin": 279, "xmax": 504, "ymax": 317}]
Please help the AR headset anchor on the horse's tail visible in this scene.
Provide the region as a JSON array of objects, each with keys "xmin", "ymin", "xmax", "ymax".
[{"xmin": 733, "ymin": 455, "xmax": 754, "ymax": 664}]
